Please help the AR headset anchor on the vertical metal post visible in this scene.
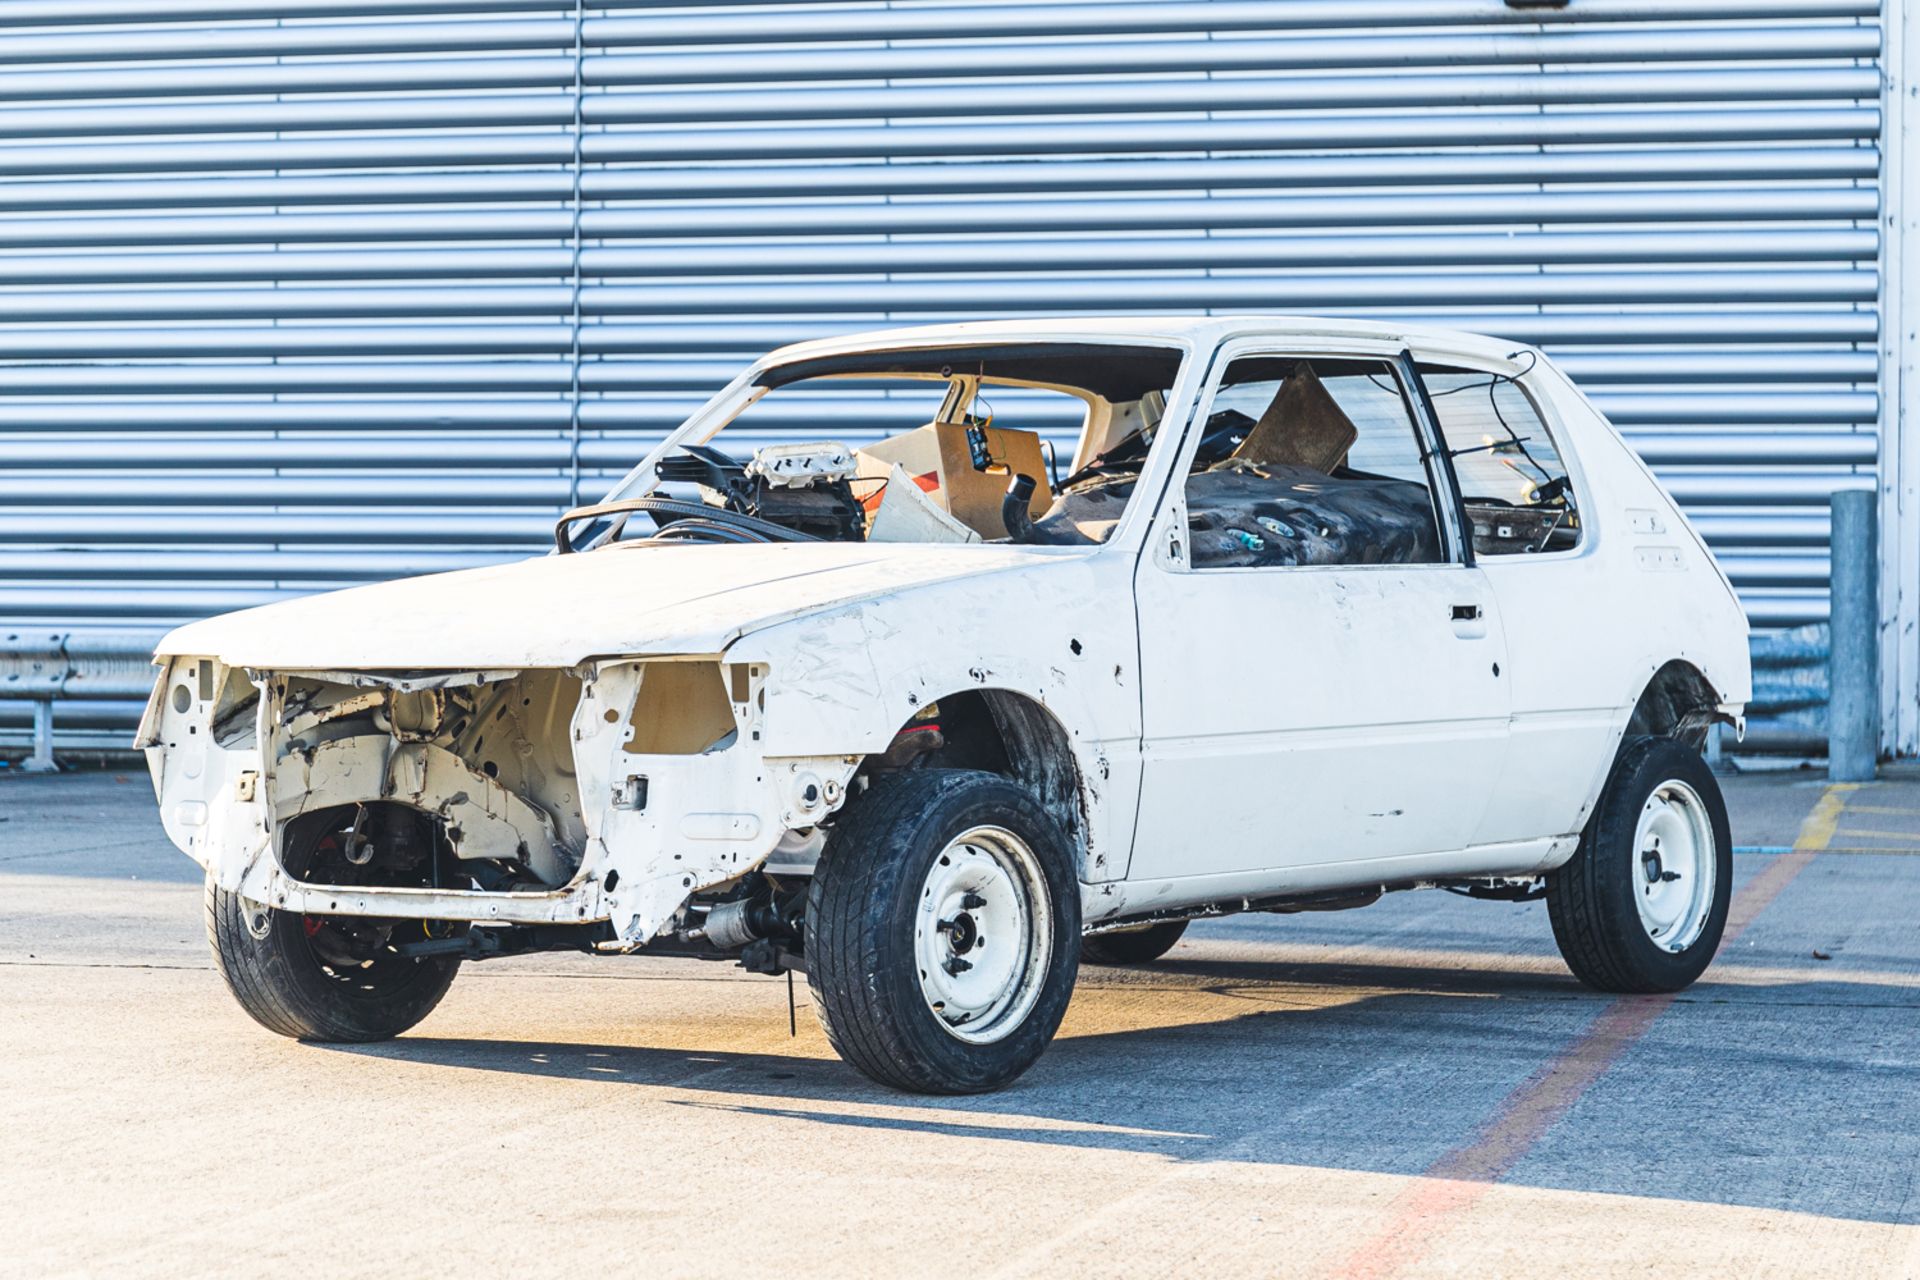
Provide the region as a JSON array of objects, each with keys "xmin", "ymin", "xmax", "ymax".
[
  {"xmin": 26, "ymin": 700, "xmax": 56, "ymax": 774},
  {"xmin": 565, "ymin": 0, "xmax": 585, "ymax": 511},
  {"xmin": 1882, "ymin": 0, "xmax": 1920, "ymax": 756},
  {"xmin": 1829, "ymin": 489, "xmax": 1879, "ymax": 781}
]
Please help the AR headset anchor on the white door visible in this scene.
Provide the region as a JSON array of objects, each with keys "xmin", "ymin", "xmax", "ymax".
[
  {"xmin": 1413, "ymin": 354, "xmax": 1612, "ymax": 846},
  {"xmin": 1126, "ymin": 346, "xmax": 1512, "ymax": 882}
]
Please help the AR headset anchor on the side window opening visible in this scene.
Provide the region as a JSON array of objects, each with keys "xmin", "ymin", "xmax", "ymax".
[
  {"xmin": 1183, "ymin": 355, "xmax": 1446, "ymax": 569},
  {"xmin": 1418, "ymin": 361, "xmax": 1582, "ymax": 556}
]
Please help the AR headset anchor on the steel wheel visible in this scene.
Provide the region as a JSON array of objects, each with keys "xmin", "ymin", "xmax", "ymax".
[
  {"xmin": 1632, "ymin": 779, "xmax": 1717, "ymax": 953},
  {"xmin": 806, "ymin": 770, "xmax": 1080, "ymax": 1093},
  {"xmin": 913, "ymin": 825, "xmax": 1053, "ymax": 1045},
  {"xmin": 1548, "ymin": 736, "xmax": 1733, "ymax": 994}
]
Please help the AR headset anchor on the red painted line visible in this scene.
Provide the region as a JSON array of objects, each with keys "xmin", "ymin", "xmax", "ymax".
[{"xmin": 1330, "ymin": 787, "xmax": 1848, "ymax": 1280}]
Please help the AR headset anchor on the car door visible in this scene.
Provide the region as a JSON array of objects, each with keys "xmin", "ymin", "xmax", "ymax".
[
  {"xmin": 1126, "ymin": 341, "xmax": 1513, "ymax": 884},
  {"xmin": 1412, "ymin": 350, "xmax": 1614, "ymax": 845}
]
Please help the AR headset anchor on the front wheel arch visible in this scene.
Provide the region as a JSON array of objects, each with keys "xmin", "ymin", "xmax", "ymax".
[{"xmin": 858, "ymin": 687, "xmax": 1094, "ymax": 878}]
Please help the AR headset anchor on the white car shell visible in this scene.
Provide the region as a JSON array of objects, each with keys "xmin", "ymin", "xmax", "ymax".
[{"xmin": 140, "ymin": 316, "xmax": 1752, "ymax": 951}]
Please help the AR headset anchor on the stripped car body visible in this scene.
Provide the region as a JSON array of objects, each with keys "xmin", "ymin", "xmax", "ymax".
[{"xmin": 141, "ymin": 317, "xmax": 1752, "ymax": 1091}]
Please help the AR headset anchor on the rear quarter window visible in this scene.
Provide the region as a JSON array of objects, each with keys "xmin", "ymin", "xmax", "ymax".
[{"xmin": 1419, "ymin": 363, "xmax": 1582, "ymax": 556}]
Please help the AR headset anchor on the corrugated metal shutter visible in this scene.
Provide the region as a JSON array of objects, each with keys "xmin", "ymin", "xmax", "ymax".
[{"xmin": 0, "ymin": 0, "xmax": 1883, "ymax": 750}]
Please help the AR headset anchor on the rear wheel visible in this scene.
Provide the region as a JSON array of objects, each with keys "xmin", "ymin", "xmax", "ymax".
[
  {"xmin": 205, "ymin": 806, "xmax": 461, "ymax": 1042},
  {"xmin": 1547, "ymin": 736, "xmax": 1732, "ymax": 993},
  {"xmin": 1082, "ymin": 920, "xmax": 1189, "ymax": 966},
  {"xmin": 806, "ymin": 770, "xmax": 1080, "ymax": 1094}
]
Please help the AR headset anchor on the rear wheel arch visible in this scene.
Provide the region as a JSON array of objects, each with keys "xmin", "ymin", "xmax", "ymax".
[{"xmin": 1625, "ymin": 659, "xmax": 1731, "ymax": 750}]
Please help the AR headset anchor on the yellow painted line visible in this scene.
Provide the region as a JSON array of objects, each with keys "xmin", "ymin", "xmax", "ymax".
[
  {"xmin": 1332, "ymin": 782, "xmax": 1855, "ymax": 1280},
  {"xmin": 1833, "ymin": 827, "xmax": 1920, "ymax": 842},
  {"xmin": 1720, "ymin": 782, "xmax": 1852, "ymax": 933}
]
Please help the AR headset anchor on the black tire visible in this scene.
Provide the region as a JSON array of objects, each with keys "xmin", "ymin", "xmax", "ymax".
[
  {"xmin": 1081, "ymin": 920, "xmax": 1189, "ymax": 966},
  {"xmin": 1547, "ymin": 736, "xmax": 1732, "ymax": 994},
  {"xmin": 806, "ymin": 769, "xmax": 1081, "ymax": 1094},
  {"xmin": 204, "ymin": 879, "xmax": 461, "ymax": 1042}
]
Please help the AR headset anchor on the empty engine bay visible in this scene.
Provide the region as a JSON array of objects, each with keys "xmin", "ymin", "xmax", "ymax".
[{"xmin": 267, "ymin": 668, "xmax": 587, "ymax": 892}]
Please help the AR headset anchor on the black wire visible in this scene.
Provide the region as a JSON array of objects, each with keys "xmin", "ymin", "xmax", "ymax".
[
  {"xmin": 1479, "ymin": 351, "xmax": 1556, "ymax": 491},
  {"xmin": 650, "ymin": 517, "xmax": 775, "ymax": 544},
  {"xmin": 1371, "ymin": 353, "xmax": 1558, "ymax": 494}
]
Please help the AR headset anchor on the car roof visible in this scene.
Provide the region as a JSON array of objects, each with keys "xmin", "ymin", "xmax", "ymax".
[{"xmin": 763, "ymin": 316, "xmax": 1532, "ymax": 369}]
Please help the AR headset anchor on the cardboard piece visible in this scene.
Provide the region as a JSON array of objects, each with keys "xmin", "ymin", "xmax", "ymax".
[
  {"xmin": 856, "ymin": 422, "xmax": 1053, "ymax": 539},
  {"xmin": 1233, "ymin": 361, "xmax": 1359, "ymax": 475}
]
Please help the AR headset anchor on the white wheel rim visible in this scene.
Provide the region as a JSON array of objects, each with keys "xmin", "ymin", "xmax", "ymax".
[
  {"xmin": 1632, "ymin": 778, "xmax": 1716, "ymax": 953},
  {"xmin": 913, "ymin": 825, "xmax": 1053, "ymax": 1045}
]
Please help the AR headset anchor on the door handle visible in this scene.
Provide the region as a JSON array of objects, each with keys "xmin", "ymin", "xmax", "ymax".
[
  {"xmin": 1451, "ymin": 604, "xmax": 1481, "ymax": 621},
  {"xmin": 1450, "ymin": 602, "xmax": 1488, "ymax": 639}
]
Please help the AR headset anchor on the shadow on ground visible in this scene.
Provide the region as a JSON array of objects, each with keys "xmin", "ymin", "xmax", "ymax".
[{"xmin": 334, "ymin": 950, "xmax": 1920, "ymax": 1227}]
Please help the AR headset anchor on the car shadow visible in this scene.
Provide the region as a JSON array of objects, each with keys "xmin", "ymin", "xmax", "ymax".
[{"xmin": 328, "ymin": 953, "xmax": 1920, "ymax": 1227}]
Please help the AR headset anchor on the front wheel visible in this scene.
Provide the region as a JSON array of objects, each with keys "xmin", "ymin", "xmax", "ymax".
[
  {"xmin": 1547, "ymin": 736, "xmax": 1732, "ymax": 993},
  {"xmin": 204, "ymin": 882, "xmax": 461, "ymax": 1042},
  {"xmin": 806, "ymin": 770, "xmax": 1080, "ymax": 1094},
  {"xmin": 206, "ymin": 805, "xmax": 463, "ymax": 1041}
]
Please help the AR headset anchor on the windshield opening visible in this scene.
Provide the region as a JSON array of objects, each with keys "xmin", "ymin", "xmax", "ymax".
[{"xmin": 573, "ymin": 341, "xmax": 1185, "ymax": 551}]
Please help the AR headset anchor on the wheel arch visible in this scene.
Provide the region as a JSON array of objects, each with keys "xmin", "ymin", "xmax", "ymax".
[
  {"xmin": 860, "ymin": 687, "xmax": 1095, "ymax": 876},
  {"xmin": 1625, "ymin": 659, "xmax": 1734, "ymax": 750}
]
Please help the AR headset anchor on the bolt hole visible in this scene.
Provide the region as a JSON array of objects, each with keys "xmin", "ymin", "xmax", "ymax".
[{"xmin": 1069, "ymin": 638, "xmax": 1083, "ymax": 656}]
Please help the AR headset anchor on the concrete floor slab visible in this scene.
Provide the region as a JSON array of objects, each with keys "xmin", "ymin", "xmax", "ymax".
[{"xmin": 1, "ymin": 767, "xmax": 1915, "ymax": 1278}]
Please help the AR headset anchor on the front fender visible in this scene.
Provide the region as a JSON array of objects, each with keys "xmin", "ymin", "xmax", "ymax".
[{"xmin": 726, "ymin": 558, "xmax": 1142, "ymax": 879}]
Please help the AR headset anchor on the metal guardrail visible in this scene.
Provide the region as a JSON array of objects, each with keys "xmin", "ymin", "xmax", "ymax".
[
  {"xmin": 0, "ymin": 491, "xmax": 1886, "ymax": 774},
  {"xmin": 0, "ymin": 630, "xmax": 158, "ymax": 772},
  {"xmin": 1741, "ymin": 623, "xmax": 1830, "ymax": 756},
  {"xmin": 0, "ymin": 621, "xmax": 1855, "ymax": 769}
]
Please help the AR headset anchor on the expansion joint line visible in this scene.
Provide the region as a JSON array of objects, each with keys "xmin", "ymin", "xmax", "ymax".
[{"xmin": 566, "ymin": 0, "xmax": 586, "ymax": 508}]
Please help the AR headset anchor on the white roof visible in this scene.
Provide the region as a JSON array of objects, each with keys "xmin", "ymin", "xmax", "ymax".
[{"xmin": 765, "ymin": 315, "xmax": 1533, "ymax": 368}]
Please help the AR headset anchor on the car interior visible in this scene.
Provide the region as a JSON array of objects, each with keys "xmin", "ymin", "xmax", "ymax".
[{"xmin": 565, "ymin": 343, "xmax": 1580, "ymax": 560}]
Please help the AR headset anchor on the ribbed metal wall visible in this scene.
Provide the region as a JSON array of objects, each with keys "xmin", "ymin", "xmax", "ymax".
[{"xmin": 0, "ymin": 0, "xmax": 1885, "ymax": 749}]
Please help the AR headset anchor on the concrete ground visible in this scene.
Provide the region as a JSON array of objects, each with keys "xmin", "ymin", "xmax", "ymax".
[{"xmin": 0, "ymin": 766, "xmax": 1915, "ymax": 1279}]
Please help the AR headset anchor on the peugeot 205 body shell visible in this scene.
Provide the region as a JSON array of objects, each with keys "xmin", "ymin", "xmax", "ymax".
[{"xmin": 138, "ymin": 317, "xmax": 1752, "ymax": 948}]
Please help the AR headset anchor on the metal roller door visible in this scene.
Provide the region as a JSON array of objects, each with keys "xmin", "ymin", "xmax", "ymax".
[{"xmin": 0, "ymin": 0, "xmax": 1887, "ymax": 751}]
